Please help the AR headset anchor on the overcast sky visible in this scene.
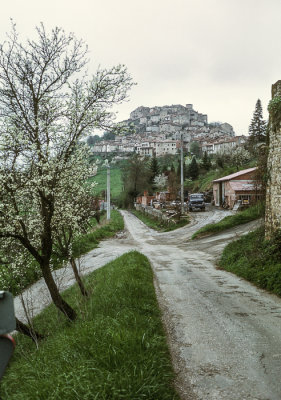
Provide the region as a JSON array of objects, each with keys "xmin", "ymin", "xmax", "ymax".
[{"xmin": 0, "ymin": 0, "xmax": 280, "ymax": 135}]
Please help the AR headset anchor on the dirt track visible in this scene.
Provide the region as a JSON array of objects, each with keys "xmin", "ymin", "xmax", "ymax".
[{"xmin": 15, "ymin": 209, "xmax": 281, "ymax": 399}]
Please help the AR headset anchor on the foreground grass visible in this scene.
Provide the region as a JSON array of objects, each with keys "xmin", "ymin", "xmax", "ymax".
[
  {"xmin": 219, "ymin": 227, "xmax": 281, "ymax": 297},
  {"xmin": 1, "ymin": 251, "xmax": 180, "ymax": 400},
  {"xmin": 132, "ymin": 210, "xmax": 190, "ymax": 232},
  {"xmin": 191, "ymin": 203, "xmax": 264, "ymax": 239}
]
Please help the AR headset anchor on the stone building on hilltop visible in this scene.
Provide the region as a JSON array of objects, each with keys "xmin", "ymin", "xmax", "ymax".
[
  {"xmin": 124, "ymin": 103, "xmax": 234, "ymax": 144},
  {"xmin": 90, "ymin": 103, "xmax": 240, "ymax": 158},
  {"xmin": 129, "ymin": 104, "xmax": 207, "ymax": 132}
]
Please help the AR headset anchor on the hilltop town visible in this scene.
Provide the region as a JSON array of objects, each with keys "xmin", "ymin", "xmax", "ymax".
[{"xmin": 90, "ymin": 103, "xmax": 247, "ymax": 157}]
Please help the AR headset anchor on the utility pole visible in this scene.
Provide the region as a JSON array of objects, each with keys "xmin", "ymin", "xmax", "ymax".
[
  {"xmin": 180, "ymin": 131, "xmax": 184, "ymax": 215},
  {"xmin": 106, "ymin": 161, "xmax": 111, "ymax": 220}
]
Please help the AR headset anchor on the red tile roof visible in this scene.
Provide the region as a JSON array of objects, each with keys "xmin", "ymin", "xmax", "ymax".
[
  {"xmin": 213, "ymin": 167, "xmax": 257, "ymax": 183},
  {"xmin": 229, "ymin": 180, "xmax": 261, "ymax": 191}
]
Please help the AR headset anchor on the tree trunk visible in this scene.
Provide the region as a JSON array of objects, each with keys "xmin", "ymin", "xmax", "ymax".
[
  {"xmin": 16, "ymin": 318, "xmax": 44, "ymax": 342},
  {"xmin": 70, "ymin": 257, "xmax": 89, "ymax": 297},
  {"xmin": 41, "ymin": 263, "xmax": 77, "ymax": 321}
]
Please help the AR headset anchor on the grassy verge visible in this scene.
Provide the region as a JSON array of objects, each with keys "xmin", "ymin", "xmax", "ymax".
[
  {"xmin": 131, "ymin": 210, "xmax": 190, "ymax": 232},
  {"xmin": 72, "ymin": 210, "xmax": 124, "ymax": 257},
  {"xmin": 191, "ymin": 203, "xmax": 264, "ymax": 239},
  {"xmin": 219, "ymin": 227, "xmax": 281, "ymax": 297},
  {"xmin": 1, "ymin": 251, "xmax": 180, "ymax": 400},
  {"xmin": 0, "ymin": 210, "xmax": 124, "ymax": 296}
]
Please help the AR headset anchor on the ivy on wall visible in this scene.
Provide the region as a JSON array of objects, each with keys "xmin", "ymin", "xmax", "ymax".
[{"xmin": 268, "ymin": 96, "xmax": 281, "ymax": 133}]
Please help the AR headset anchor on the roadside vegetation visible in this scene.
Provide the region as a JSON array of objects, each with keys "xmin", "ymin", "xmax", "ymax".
[
  {"xmin": 219, "ymin": 227, "xmax": 281, "ymax": 297},
  {"xmin": 131, "ymin": 210, "xmax": 190, "ymax": 232},
  {"xmin": 1, "ymin": 252, "xmax": 180, "ymax": 400},
  {"xmin": 72, "ymin": 210, "xmax": 124, "ymax": 257},
  {"xmin": 0, "ymin": 210, "xmax": 124, "ymax": 297},
  {"xmin": 191, "ymin": 203, "xmax": 264, "ymax": 239}
]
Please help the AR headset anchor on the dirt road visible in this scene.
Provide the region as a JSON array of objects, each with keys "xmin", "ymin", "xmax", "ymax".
[
  {"xmin": 117, "ymin": 210, "xmax": 281, "ymax": 400},
  {"xmin": 15, "ymin": 209, "xmax": 281, "ymax": 399}
]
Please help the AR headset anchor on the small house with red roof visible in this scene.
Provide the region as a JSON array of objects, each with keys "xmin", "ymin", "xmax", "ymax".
[{"xmin": 213, "ymin": 167, "xmax": 262, "ymax": 209}]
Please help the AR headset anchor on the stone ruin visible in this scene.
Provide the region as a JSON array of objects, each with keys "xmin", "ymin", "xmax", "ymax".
[{"xmin": 265, "ymin": 80, "xmax": 281, "ymax": 238}]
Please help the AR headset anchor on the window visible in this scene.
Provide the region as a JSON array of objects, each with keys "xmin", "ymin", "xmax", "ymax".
[{"xmin": 238, "ymin": 194, "xmax": 251, "ymax": 204}]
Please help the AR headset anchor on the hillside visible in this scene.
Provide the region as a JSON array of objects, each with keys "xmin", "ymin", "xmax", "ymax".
[{"xmin": 89, "ymin": 164, "xmax": 124, "ymax": 200}]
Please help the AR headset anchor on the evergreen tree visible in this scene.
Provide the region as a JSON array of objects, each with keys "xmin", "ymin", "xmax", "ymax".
[
  {"xmin": 149, "ymin": 154, "xmax": 160, "ymax": 184},
  {"xmin": 202, "ymin": 151, "xmax": 211, "ymax": 171},
  {"xmin": 188, "ymin": 156, "xmax": 199, "ymax": 180},
  {"xmin": 248, "ymin": 99, "xmax": 267, "ymax": 147}
]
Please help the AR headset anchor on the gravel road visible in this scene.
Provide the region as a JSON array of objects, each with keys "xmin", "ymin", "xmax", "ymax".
[{"xmin": 14, "ymin": 208, "xmax": 281, "ymax": 400}]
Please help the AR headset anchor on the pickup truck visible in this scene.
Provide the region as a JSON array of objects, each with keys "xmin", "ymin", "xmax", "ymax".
[{"xmin": 188, "ymin": 193, "xmax": 205, "ymax": 211}]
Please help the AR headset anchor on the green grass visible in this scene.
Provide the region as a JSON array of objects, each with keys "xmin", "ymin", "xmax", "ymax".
[
  {"xmin": 89, "ymin": 165, "xmax": 123, "ymax": 200},
  {"xmin": 131, "ymin": 210, "xmax": 190, "ymax": 232},
  {"xmin": 72, "ymin": 210, "xmax": 124, "ymax": 257},
  {"xmin": 219, "ymin": 227, "xmax": 281, "ymax": 297},
  {"xmin": 0, "ymin": 210, "xmax": 124, "ymax": 296},
  {"xmin": 1, "ymin": 252, "xmax": 180, "ymax": 400},
  {"xmin": 191, "ymin": 203, "xmax": 264, "ymax": 239},
  {"xmin": 191, "ymin": 168, "xmax": 229, "ymax": 192}
]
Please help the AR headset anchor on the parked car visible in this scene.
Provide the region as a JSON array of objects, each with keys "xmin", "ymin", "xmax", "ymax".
[{"xmin": 188, "ymin": 193, "xmax": 205, "ymax": 211}]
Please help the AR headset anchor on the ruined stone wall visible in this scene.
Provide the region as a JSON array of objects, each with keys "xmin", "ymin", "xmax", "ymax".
[{"xmin": 265, "ymin": 80, "xmax": 281, "ymax": 238}]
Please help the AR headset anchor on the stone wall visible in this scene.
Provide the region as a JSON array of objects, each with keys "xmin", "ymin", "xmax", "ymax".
[
  {"xmin": 265, "ymin": 80, "xmax": 281, "ymax": 238},
  {"xmin": 135, "ymin": 204, "xmax": 178, "ymax": 225}
]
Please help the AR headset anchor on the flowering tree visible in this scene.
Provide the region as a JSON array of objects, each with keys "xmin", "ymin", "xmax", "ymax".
[
  {"xmin": 215, "ymin": 146, "xmax": 250, "ymax": 170},
  {"xmin": 231, "ymin": 146, "xmax": 251, "ymax": 171},
  {"xmin": 0, "ymin": 23, "xmax": 133, "ymax": 321},
  {"xmin": 153, "ymin": 174, "xmax": 168, "ymax": 191},
  {"xmin": 51, "ymin": 146, "xmax": 97, "ymax": 298}
]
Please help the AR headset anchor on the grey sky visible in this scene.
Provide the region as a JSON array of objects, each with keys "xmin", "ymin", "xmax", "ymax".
[{"xmin": 0, "ymin": 0, "xmax": 280, "ymax": 135}]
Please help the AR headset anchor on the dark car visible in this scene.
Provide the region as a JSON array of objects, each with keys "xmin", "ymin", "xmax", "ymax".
[{"xmin": 188, "ymin": 193, "xmax": 205, "ymax": 211}]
